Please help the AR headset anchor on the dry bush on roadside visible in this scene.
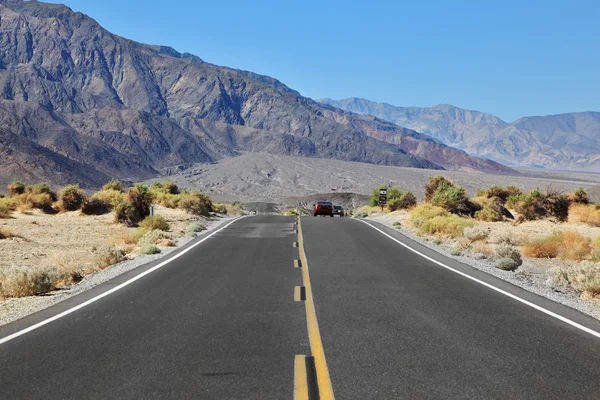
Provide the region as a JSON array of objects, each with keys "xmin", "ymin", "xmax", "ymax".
[
  {"xmin": 425, "ymin": 176, "xmax": 454, "ymax": 202},
  {"xmin": 494, "ymin": 243, "xmax": 523, "ymax": 266},
  {"xmin": 81, "ymin": 197, "xmax": 112, "ymax": 215},
  {"xmin": 568, "ymin": 204, "xmax": 600, "ymax": 226},
  {"xmin": 114, "ymin": 201, "xmax": 140, "ymax": 227},
  {"xmin": 150, "ymin": 181, "xmax": 181, "ymax": 208},
  {"xmin": 57, "ymin": 185, "xmax": 86, "ymax": 211},
  {"xmin": 418, "ymin": 215, "xmax": 474, "ymax": 237},
  {"xmin": 471, "ymin": 242, "xmax": 494, "ymax": 258},
  {"xmin": 187, "ymin": 222, "xmax": 206, "ymax": 234},
  {"xmin": 523, "ymin": 231, "xmax": 592, "ymax": 261},
  {"xmin": 139, "ymin": 215, "xmax": 170, "ymax": 231},
  {"xmin": 212, "ymin": 202, "xmax": 228, "ymax": 214},
  {"xmin": 103, "ymin": 178, "xmax": 124, "ymax": 192},
  {"xmin": 409, "ymin": 204, "xmax": 449, "ymax": 228},
  {"xmin": 92, "ymin": 246, "xmax": 126, "ymax": 269},
  {"xmin": 127, "ymin": 184, "xmax": 152, "ymax": 219},
  {"xmin": 496, "ymin": 258, "xmax": 519, "ymax": 271},
  {"xmin": 568, "ymin": 188, "xmax": 589, "ymax": 205},
  {"xmin": 226, "ymin": 201, "xmax": 244, "ymax": 216},
  {"xmin": 8, "ymin": 180, "xmax": 25, "ymax": 197},
  {"xmin": 474, "ymin": 207, "xmax": 502, "ymax": 222},
  {"xmin": 0, "ymin": 197, "xmax": 16, "ymax": 218},
  {"xmin": 140, "ymin": 244, "xmax": 161, "ymax": 255},
  {"xmin": 138, "ymin": 230, "xmax": 169, "ymax": 247},
  {"xmin": 26, "ymin": 183, "xmax": 57, "ymax": 201},
  {"xmin": 463, "ymin": 225, "xmax": 489, "ymax": 242},
  {"xmin": 388, "ymin": 192, "xmax": 417, "ymax": 211},
  {"xmin": 178, "ymin": 191, "xmax": 213, "ymax": 216},
  {"xmin": 0, "ymin": 227, "xmax": 14, "ymax": 239},
  {"xmin": 0, "ymin": 266, "xmax": 59, "ymax": 298},
  {"xmin": 92, "ymin": 189, "xmax": 127, "ymax": 209},
  {"xmin": 156, "ymin": 238, "xmax": 176, "ymax": 247},
  {"xmin": 551, "ymin": 262, "xmax": 600, "ymax": 298}
]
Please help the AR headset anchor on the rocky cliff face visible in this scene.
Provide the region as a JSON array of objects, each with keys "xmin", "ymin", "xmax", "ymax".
[
  {"xmin": 321, "ymin": 98, "xmax": 600, "ymax": 171},
  {"xmin": 0, "ymin": 0, "xmax": 513, "ymax": 187}
]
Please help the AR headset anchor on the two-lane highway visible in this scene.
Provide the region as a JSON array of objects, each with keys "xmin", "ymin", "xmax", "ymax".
[{"xmin": 2, "ymin": 215, "xmax": 600, "ymax": 399}]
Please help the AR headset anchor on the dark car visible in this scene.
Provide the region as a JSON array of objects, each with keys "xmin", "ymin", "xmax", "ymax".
[
  {"xmin": 332, "ymin": 205, "xmax": 344, "ymax": 217},
  {"xmin": 313, "ymin": 201, "xmax": 334, "ymax": 217}
]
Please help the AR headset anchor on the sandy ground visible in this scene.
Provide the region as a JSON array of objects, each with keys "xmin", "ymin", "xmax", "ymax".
[
  {"xmin": 0, "ymin": 211, "xmax": 239, "ymax": 326},
  {"xmin": 366, "ymin": 211, "xmax": 600, "ymax": 320},
  {"xmin": 0, "ymin": 205, "xmax": 199, "ymax": 269}
]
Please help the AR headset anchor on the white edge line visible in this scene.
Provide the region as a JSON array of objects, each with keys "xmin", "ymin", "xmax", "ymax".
[
  {"xmin": 357, "ymin": 219, "xmax": 600, "ymax": 339},
  {"xmin": 0, "ymin": 216, "xmax": 246, "ymax": 346}
]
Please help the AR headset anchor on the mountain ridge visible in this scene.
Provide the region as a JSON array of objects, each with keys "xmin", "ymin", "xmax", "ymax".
[
  {"xmin": 320, "ymin": 97, "xmax": 600, "ymax": 171},
  {"xmin": 0, "ymin": 0, "xmax": 514, "ymax": 187}
]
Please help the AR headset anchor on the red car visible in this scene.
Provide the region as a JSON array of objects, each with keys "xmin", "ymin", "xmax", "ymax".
[{"xmin": 313, "ymin": 201, "xmax": 334, "ymax": 217}]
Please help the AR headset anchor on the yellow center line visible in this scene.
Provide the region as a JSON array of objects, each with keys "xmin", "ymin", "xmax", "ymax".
[{"xmin": 297, "ymin": 216, "xmax": 335, "ymax": 400}]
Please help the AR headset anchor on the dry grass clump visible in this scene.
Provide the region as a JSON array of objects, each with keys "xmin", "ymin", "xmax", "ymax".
[
  {"xmin": 0, "ymin": 197, "xmax": 16, "ymax": 218},
  {"xmin": 495, "ymin": 243, "xmax": 523, "ymax": 266},
  {"xmin": 156, "ymin": 238, "xmax": 176, "ymax": 247},
  {"xmin": 463, "ymin": 225, "xmax": 489, "ymax": 242},
  {"xmin": 523, "ymin": 231, "xmax": 592, "ymax": 261},
  {"xmin": 551, "ymin": 262, "xmax": 600, "ymax": 298},
  {"xmin": 0, "ymin": 227, "xmax": 14, "ymax": 239},
  {"xmin": 57, "ymin": 185, "xmax": 86, "ymax": 212},
  {"xmin": 137, "ymin": 230, "xmax": 169, "ymax": 247},
  {"xmin": 0, "ymin": 266, "xmax": 58, "ymax": 298},
  {"xmin": 409, "ymin": 204, "xmax": 449, "ymax": 227},
  {"xmin": 139, "ymin": 215, "xmax": 170, "ymax": 231},
  {"xmin": 568, "ymin": 204, "xmax": 600, "ymax": 227},
  {"xmin": 474, "ymin": 207, "xmax": 502, "ymax": 222},
  {"xmin": 140, "ymin": 244, "xmax": 161, "ymax": 255},
  {"xmin": 418, "ymin": 215, "xmax": 475, "ymax": 237}
]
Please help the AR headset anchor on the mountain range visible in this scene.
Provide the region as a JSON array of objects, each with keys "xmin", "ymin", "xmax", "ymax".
[
  {"xmin": 319, "ymin": 98, "xmax": 600, "ymax": 171},
  {"xmin": 0, "ymin": 0, "xmax": 514, "ymax": 188}
]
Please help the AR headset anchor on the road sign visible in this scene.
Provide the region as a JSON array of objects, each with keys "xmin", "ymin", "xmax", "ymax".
[{"xmin": 379, "ymin": 189, "xmax": 387, "ymax": 205}]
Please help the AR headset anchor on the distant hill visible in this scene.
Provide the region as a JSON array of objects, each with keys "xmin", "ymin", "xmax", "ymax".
[
  {"xmin": 0, "ymin": 0, "xmax": 514, "ymax": 188},
  {"xmin": 320, "ymin": 98, "xmax": 600, "ymax": 171}
]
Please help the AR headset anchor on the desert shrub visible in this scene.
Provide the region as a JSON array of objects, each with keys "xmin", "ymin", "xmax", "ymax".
[
  {"xmin": 543, "ymin": 189, "xmax": 571, "ymax": 222},
  {"xmin": 475, "ymin": 207, "xmax": 502, "ymax": 222},
  {"xmin": 0, "ymin": 197, "xmax": 16, "ymax": 218},
  {"xmin": 58, "ymin": 185, "xmax": 86, "ymax": 211},
  {"xmin": 523, "ymin": 231, "xmax": 592, "ymax": 261},
  {"xmin": 388, "ymin": 191, "xmax": 417, "ymax": 211},
  {"xmin": 425, "ymin": 176, "xmax": 454, "ymax": 202},
  {"xmin": 127, "ymin": 184, "xmax": 152, "ymax": 219},
  {"xmin": 393, "ymin": 221, "xmax": 402, "ymax": 229},
  {"xmin": 139, "ymin": 215, "xmax": 170, "ymax": 231},
  {"xmin": 418, "ymin": 215, "xmax": 475, "ymax": 237},
  {"xmin": 178, "ymin": 191, "xmax": 213, "ymax": 216},
  {"xmin": 409, "ymin": 204, "xmax": 449, "ymax": 227},
  {"xmin": 91, "ymin": 189, "xmax": 127, "ymax": 209},
  {"xmin": 140, "ymin": 244, "xmax": 161, "ymax": 255},
  {"xmin": 212, "ymin": 202, "xmax": 228, "ymax": 214},
  {"xmin": 354, "ymin": 211, "xmax": 368, "ymax": 218},
  {"xmin": 226, "ymin": 201, "xmax": 244, "ymax": 215},
  {"xmin": 494, "ymin": 243, "xmax": 523, "ymax": 266},
  {"xmin": 151, "ymin": 192, "xmax": 181, "ymax": 208},
  {"xmin": 114, "ymin": 201, "xmax": 139, "ymax": 227},
  {"xmin": 11, "ymin": 192, "xmax": 53, "ymax": 212},
  {"xmin": 496, "ymin": 258, "xmax": 519, "ymax": 271},
  {"xmin": 150, "ymin": 181, "xmax": 180, "ymax": 195},
  {"xmin": 0, "ymin": 227, "xmax": 14, "ymax": 239},
  {"xmin": 187, "ymin": 222, "xmax": 206, "ymax": 233},
  {"xmin": 430, "ymin": 186, "xmax": 474, "ymax": 215},
  {"xmin": 568, "ymin": 188, "xmax": 589, "ymax": 205},
  {"xmin": 551, "ymin": 262, "xmax": 600, "ymax": 297},
  {"xmin": 8, "ymin": 180, "xmax": 25, "ymax": 197},
  {"xmin": 477, "ymin": 185, "xmax": 511, "ymax": 202},
  {"xmin": 103, "ymin": 178, "xmax": 124, "ymax": 192},
  {"xmin": 26, "ymin": 183, "xmax": 57, "ymax": 201},
  {"xmin": 451, "ymin": 250, "xmax": 462, "ymax": 256},
  {"xmin": 81, "ymin": 197, "xmax": 112, "ymax": 215},
  {"xmin": 157, "ymin": 238, "xmax": 177, "ymax": 247},
  {"xmin": 0, "ymin": 266, "xmax": 58, "ymax": 298},
  {"xmin": 138, "ymin": 230, "xmax": 169, "ymax": 247},
  {"xmin": 505, "ymin": 186, "xmax": 523, "ymax": 197},
  {"xmin": 568, "ymin": 204, "xmax": 600, "ymax": 226},
  {"xmin": 92, "ymin": 246, "xmax": 126, "ymax": 269},
  {"xmin": 433, "ymin": 239, "xmax": 442, "ymax": 245},
  {"xmin": 463, "ymin": 225, "xmax": 489, "ymax": 242}
]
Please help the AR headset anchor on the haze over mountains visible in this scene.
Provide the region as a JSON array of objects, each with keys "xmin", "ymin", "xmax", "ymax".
[
  {"xmin": 0, "ymin": 0, "xmax": 515, "ymax": 188},
  {"xmin": 320, "ymin": 98, "xmax": 600, "ymax": 171}
]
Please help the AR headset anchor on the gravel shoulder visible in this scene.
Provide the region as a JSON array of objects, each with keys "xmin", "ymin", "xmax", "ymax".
[
  {"xmin": 0, "ymin": 215, "xmax": 239, "ymax": 327},
  {"xmin": 365, "ymin": 213, "xmax": 600, "ymax": 321}
]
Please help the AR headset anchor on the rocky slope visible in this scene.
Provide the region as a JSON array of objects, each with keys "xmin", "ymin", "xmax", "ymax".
[
  {"xmin": 0, "ymin": 0, "xmax": 513, "ymax": 187},
  {"xmin": 320, "ymin": 98, "xmax": 600, "ymax": 171}
]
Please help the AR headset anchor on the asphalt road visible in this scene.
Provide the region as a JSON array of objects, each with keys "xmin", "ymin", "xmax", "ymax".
[
  {"xmin": 302, "ymin": 216, "xmax": 600, "ymax": 399},
  {"xmin": 2, "ymin": 215, "xmax": 600, "ymax": 399}
]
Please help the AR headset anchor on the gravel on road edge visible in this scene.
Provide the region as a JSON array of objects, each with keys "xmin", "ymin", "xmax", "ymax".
[
  {"xmin": 364, "ymin": 214, "xmax": 600, "ymax": 321},
  {"xmin": 0, "ymin": 215, "xmax": 240, "ymax": 327}
]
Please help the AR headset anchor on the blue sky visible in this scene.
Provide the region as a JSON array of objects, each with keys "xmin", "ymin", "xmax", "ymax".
[{"xmin": 50, "ymin": 0, "xmax": 598, "ymax": 122}]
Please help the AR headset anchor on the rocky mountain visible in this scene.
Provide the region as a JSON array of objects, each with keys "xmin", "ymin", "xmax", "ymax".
[
  {"xmin": 0, "ymin": 0, "xmax": 513, "ymax": 188},
  {"xmin": 320, "ymin": 98, "xmax": 600, "ymax": 171}
]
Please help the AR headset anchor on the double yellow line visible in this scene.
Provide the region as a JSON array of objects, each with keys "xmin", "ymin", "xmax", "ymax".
[{"xmin": 294, "ymin": 216, "xmax": 335, "ymax": 400}]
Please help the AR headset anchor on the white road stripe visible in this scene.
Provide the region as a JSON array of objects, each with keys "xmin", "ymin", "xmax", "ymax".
[
  {"xmin": 0, "ymin": 216, "xmax": 245, "ymax": 346},
  {"xmin": 358, "ymin": 219, "xmax": 600, "ymax": 339}
]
